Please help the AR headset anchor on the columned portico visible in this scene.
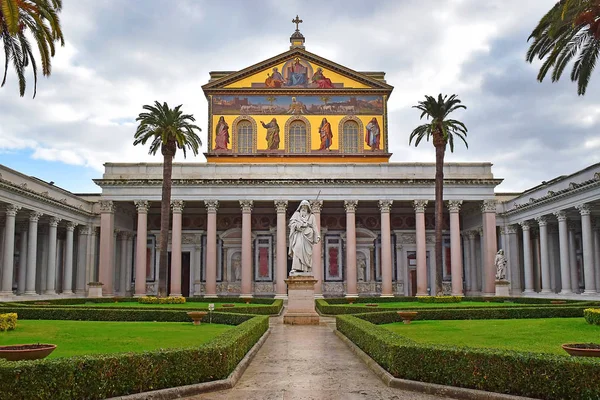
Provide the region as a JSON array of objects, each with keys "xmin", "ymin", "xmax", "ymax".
[
  {"xmin": 204, "ymin": 200, "xmax": 218, "ymax": 298},
  {"xmin": 448, "ymin": 200, "xmax": 463, "ymax": 296},
  {"xmin": 577, "ymin": 204, "xmax": 597, "ymax": 295},
  {"xmin": 99, "ymin": 200, "xmax": 116, "ymax": 296},
  {"xmin": 1, "ymin": 204, "xmax": 20, "ymax": 295},
  {"xmin": 44, "ymin": 216, "xmax": 61, "ymax": 295},
  {"xmin": 521, "ymin": 221, "xmax": 534, "ymax": 293},
  {"xmin": 17, "ymin": 223, "xmax": 27, "ymax": 294},
  {"xmin": 344, "ymin": 200, "xmax": 358, "ymax": 298},
  {"xmin": 170, "ymin": 200, "xmax": 184, "ymax": 297},
  {"xmin": 240, "ymin": 200, "xmax": 254, "ymax": 298},
  {"xmin": 76, "ymin": 226, "xmax": 89, "ymax": 294},
  {"xmin": 274, "ymin": 200, "xmax": 288, "ymax": 299},
  {"xmin": 536, "ymin": 216, "xmax": 552, "ymax": 294},
  {"xmin": 482, "ymin": 200, "xmax": 497, "ymax": 296},
  {"xmin": 467, "ymin": 230, "xmax": 478, "ymax": 293},
  {"xmin": 62, "ymin": 222, "xmax": 76, "ymax": 295},
  {"xmin": 414, "ymin": 200, "xmax": 428, "ymax": 296},
  {"xmin": 379, "ymin": 200, "xmax": 393, "ymax": 297},
  {"xmin": 134, "ymin": 200, "xmax": 149, "ymax": 296},
  {"xmin": 555, "ymin": 211, "xmax": 572, "ymax": 294}
]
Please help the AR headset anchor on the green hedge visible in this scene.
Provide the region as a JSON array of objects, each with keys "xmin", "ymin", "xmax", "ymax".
[
  {"xmin": 0, "ymin": 315, "xmax": 269, "ymax": 400},
  {"xmin": 417, "ymin": 295, "xmax": 462, "ymax": 303},
  {"xmin": 138, "ymin": 296, "xmax": 186, "ymax": 304},
  {"xmin": 584, "ymin": 308, "xmax": 600, "ymax": 325},
  {"xmin": 336, "ymin": 315, "xmax": 600, "ymax": 400},
  {"xmin": 0, "ymin": 313, "xmax": 17, "ymax": 331}
]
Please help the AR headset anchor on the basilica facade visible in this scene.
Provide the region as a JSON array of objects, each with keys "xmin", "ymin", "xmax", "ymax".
[{"xmin": 0, "ymin": 29, "xmax": 598, "ymax": 300}]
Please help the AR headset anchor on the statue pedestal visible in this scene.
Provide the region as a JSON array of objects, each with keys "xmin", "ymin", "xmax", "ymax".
[
  {"xmin": 284, "ymin": 276, "xmax": 319, "ymax": 325},
  {"xmin": 495, "ymin": 280, "xmax": 510, "ymax": 297}
]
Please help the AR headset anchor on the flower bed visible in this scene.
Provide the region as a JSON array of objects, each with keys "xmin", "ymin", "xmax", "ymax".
[
  {"xmin": 138, "ymin": 296, "xmax": 186, "ymax": 304},
  {"xmin": 584, "ymin": 308, "xmax": 600, "ymax": 325},
  {"xmin": 417, "ymin": 295, "xmax": 462, "ymax": 303},
  {"xmin": 0, "ymin": 313, "xmax": 17, "ymax": 332},
  {"xmin": 336, "ymin": 314, "xmax": 600, "ymax": 400},
  {"xmin": 0, "ymin": 315, "xmax": 269, "ymax": 400}
]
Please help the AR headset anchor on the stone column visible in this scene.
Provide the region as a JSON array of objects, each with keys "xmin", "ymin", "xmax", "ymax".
[
  {"xmin": 17, "ymin": 224, "xmax": 28, "ymax": 295},
  {"xmin": 310, "ymin": 200, "xmax": 324, "ymax": 297},
  {"xmin": 134, "ymin": 200, "xmax": 149, "ymax": 297},
  {"xmin": 62, "ymin": 222, "xmax": 76, "ymax": 294},
  {"xmin": 204, "ymin": 200, "xmax": 219, "ymax": 298},
  {"xmin": 482, "ymin": 200, "xmax": 497, "ymax": 295},
  {"xmin": 568, "ymin": 223, "xmax": 580, "ymax": 292},
  {"xmin": 379, "ymin": 200, "xmax": 394, "ymax": 297},
  {"xmin": 521, "ymin": 221, "xmax": 534, "ymax": 293},
  {"xmin": 414, "ymin": 200, "xmax": 428, "ymax": 296},
  {"xmin": 505, "ymin": 225, "xmax": 521, "ymax": 293},
  {"xmin": 117, "ymin": 232, "xmax": 128, "ymax": 296},
  {"xmin": 125, "ymin": 232, "xmax": 134, "ymax": 296},
  {"xmin": 87, "ymin": 227, "xmax": 98, "ymax": 284},
  {"xmin": 240, "ymin": 200, "xmax": 254, "ymax": 298},
  {"xmin": 1, "ymin": 205, "xmax": 20, "ymax": 295},
  {"xmin": 467, "ymin": 231, "xmax": 478, "ymax": 293},
  {"xmin": 554, "ymin": 211, "xmax": 572, "ymax": 294},
  {"xmin": 44, "ymin": 216, "xmax": 61, "ymax": 295},
  {"xmin": 0, "ymin": 218, "xmax": 4, "ymax": 282},
  {"xmin": 536, "ymin": 216, "xmax": 552, "ymax": 293},
  {"xmin": 98, "ymin": 200, "xmax": 116, "ymax": 296},
  {"xmin": 448, "ymin": 200, "xmax": 463, "ymax": 296},
  {"xmin": 344, "ymin": 200, "xmax": 358, "ymax": 298},
  {"xmin": 477, "ymin": 228, "xmax": 484, "ymax": 291},
  {"xmin": 594, "ymin": 220, "xmax": 600, "ymax": 291},
  {"xmin": 24, "ymin": 212, "xmax": 42, "ymax": 295},
  {"xmin": 193, "ymin": 242, "xmax": 201, "ymax": 296},
  {"xmin": 170, "ymin": 200, "xmax": 184, "ymax": 297},
  {"xmin": 577, "ymin": 204, "xmax": 597, "ymax": 294},
  {"xmin": 274, "ymin": 200, "xmax": 288, "ymax": 299},
  {"xmin": 75, "ymin": 226, "xmax": 88, "ymax": 294}
]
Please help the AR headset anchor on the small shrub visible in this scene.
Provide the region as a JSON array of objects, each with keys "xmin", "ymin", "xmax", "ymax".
[
  {"xmin": 584, "ymin": 308, "xmax": 600, "ymax": 325},
  {"xmin": 417, "ymin": 296, "xmax": 462, "ymax": 303},
  {"xmin": 138, "ymin": 296, "xmax": 186, "ymax": 304},
  {"xmin": 0, "ymin": 313, "xmax": 17, "ymax": 331}
]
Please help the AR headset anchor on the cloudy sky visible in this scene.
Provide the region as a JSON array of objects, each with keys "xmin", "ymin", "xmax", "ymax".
[{"xmin": 1, "ymin": 0, "xmax": 598, "ymax": 194}]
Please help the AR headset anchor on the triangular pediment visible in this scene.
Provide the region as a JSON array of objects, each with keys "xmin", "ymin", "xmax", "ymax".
[{"xmin": 202, "ymin": 48, "xmax": 393, "ymax": 92}]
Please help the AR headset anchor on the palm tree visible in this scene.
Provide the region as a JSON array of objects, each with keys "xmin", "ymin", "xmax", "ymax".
[
  {"xmin": 527, "ymin": 0, "xmax": 600, "ymax": 95},
  {"xmin": 133, "ymin": 101, "xmax": 202, "ymax": 296},
  {"xmin": 409, "ymin": 94, "xmax": 468, "ymax": 296},
  {"xmin": 265, "ymin": 96, "xmax": 276, "ymax": 105},
  {"xmin": 0, "ymin": 0, "xmax": 64, "ymax": 97}
]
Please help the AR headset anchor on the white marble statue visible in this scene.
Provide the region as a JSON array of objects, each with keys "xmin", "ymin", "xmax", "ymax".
[
  {"xmin": 495, "ymin": 249, "xmax": 507, "ymax": 281},
  {"xmin": 288, "ymin": 200, "xmax": 321, "ymax": 275},
  {"xmin": 357, "ymin": 254, "xmax": 366, "ymax": 282}
]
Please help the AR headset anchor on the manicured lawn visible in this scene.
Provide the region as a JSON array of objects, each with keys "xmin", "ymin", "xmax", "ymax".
[
  {"xmin": 66, "ymin": 302, "xmax": 270, "ymax": 309},
  {"xmin": 332, "ymin": 301, "xmax": 528, "ymax": 308},
  {"xmin": 382, "ymin": 318, "xmax": 600, "ymax": 355},
  {"xmin": 0, "ymin": 320, "xmax": 232, "ymax": 358}
]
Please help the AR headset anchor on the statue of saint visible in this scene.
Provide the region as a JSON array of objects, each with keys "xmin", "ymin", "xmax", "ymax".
[
  {"xmin": 495, "ymin": 249, "xmax": 508, "ymax": 281},
  {"xmin": 288, "ymin": 200, "xmax": 321, "ymax": 275},
  {"xmin": 357, "ymin": 254, "xmax": 366, "ymax": 282}
]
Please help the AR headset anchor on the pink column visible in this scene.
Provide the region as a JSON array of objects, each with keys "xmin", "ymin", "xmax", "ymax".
[
  {"xmin": 134, "ymin": 200, "xmax": 149, "ymax": 297},
  {"xmin": 482, "ymin": 200, "xmax": 497, "ymax": 296},
  {"xmin": 274, "ymin": 200, "xmax": 288, "ymax": 299},
  {"xmin": 310, "ymin": 200, "xmax": 323, "ymax": 297},
  {"xmin": 344, "ymin": 200, "xmax": 358, "ymax": 298},
  {"xmin": 240, "ymin": 200, "xmax": 254, "ymax": 298},
  {"xmin": 448, "ymin": 200, "xmax": 463, "ymax": 296},
  {"xmin": 170, "ymin": 200, "xmax": 184, "ymax": 297},
  {"xmin": 414, "ymin": 200, "xmax": 428, "ymax": 296},
  {"xmin": 204, "ymin": 201, "xmax": 219, "ymax": 298},
  {"xmin": 98, "ymin": 200, "xmax": 115, "ymax": 296},
  {"xmin": 379, "ymin": 200, "xmax": 393, "ymax": 297}
]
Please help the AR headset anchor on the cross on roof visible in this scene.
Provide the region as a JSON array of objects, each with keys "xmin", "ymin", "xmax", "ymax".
[{"xmin": 292, "ymin": 15, "xmax": 303, "ymax": 31}]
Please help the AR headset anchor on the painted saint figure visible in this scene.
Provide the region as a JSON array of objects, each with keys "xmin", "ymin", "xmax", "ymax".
[
  {"xmin": 214, "ymin": 116, "xmax": 230, "ymax": 150},
  {"xmin": 261, "ymin": 118, "xmax": 280, "ymax": 150},
  {"xmin": 311, "ymin": 67, "xmax": 334, "ymax": 89},
  {"xmin": 318, "ymin": 118, "xmax": 333, "ymax": 150},
  {"xmin": 365, "ymin": 117, "xmax": 381, "ymax": 150},
  {"xmin": 265, "ymin": 67, "xmax": 285, "ymax": 88},
  {"xmin": 288, "ymin": 200, "xmax": 321, "ymax": 275}
]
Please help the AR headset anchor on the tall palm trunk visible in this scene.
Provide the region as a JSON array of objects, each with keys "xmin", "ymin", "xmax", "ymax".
[
  {"xmin": 433, "ymin": 129, "xmax": 446, "ymax": 296},
  {"xmin": 158, "ymin": 143, "xmax": 175, "ymax": 296}
]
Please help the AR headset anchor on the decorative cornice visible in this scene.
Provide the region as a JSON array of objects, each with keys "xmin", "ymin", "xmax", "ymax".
[
  {"xmin": 413, "ymin": 200, "xmax": 428, "ymax": 213},
  {"xmin": 205, "ymin": 200, "xmax": 219, "ymax": 213},
  {"xmin": 576, "ymin": 203, "xmax": 592, "ymax": 216},
  {"xmin": 171, "ymin": 200, "xmax": 185, "ymax": 213},
  {"xmin": 5, "ymin": 204, "xmax": 21, "ymax": 217},
  {"xmin": 378, "ymin": 199, "xmax": 393, "ymax": 213},
  {"xmin": 344, "ymin": 200, "xmax": 358, "ymax": 213},
  {"xmin": 447, "ymin": 200, "xmax": 463, "ymax": 213},
  {"xmin": 481, "ymin": 200, "xmax": 497, "ymax": 213},
  {"xmin": 274, "ymin": 200, "xmax": 289, "ymax": 213},
  {"xmin": 309, "ymin": 199, "xmax": 322, "ymax": 213},
  {"xmin": 98, "ymin": 200, "xmax": 116, "ymax": 213},
  {"xmin": 240, "ymin": 200, "xmax": 254, "ymax": 213},
  {"xmin": 134, "ymin": 200, "xmax": 150, "ymax": 213}
]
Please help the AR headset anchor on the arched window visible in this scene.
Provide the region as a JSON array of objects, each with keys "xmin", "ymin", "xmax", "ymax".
[
  {"xmin": 342, "ymin": 121, "xmax": 360, "ymax": 153},
  {"xmin": 237, "ymin": 121, "xmax": 253, "ymax": 153},
  {"xmin": 288, "ymin": 120, "xmax": 307, "ymax": 153}
]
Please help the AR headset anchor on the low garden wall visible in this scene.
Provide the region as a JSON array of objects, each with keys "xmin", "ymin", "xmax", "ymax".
[
  {"xmin": 0, "ymin": 313, "xmax": 269, "ymax": 400},
  {"xmin": 336, "ymin": 314, "xmax": 600, "ymax": 400}
]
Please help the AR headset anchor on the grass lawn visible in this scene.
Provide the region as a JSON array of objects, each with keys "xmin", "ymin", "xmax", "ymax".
[
  {"xmin": 0, "ymin": 320, "xmax": 232, "ymax": 358},
  {"xmin": 382, "ymin": 318, "xmax": 600, "ymax": 355},
  {"xmin": 332, "ymin": 301, "xmax": 528, "ymax": 308},
  {"xmin": 64, "ymin": 302, "xmax": 270, "ymax": 309}
]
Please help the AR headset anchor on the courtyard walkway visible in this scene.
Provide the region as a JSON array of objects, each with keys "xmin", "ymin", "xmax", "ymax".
[{"xmin": 186, "ymin": 315, "xmax": 453, "ymax": 400}]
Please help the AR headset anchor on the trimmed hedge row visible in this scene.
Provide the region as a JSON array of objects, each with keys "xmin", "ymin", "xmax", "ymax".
[
  {"xmin": 417, "ymin": 296, "xmax": 462, "ymax": 303},
  {"xmin": 0, "ymin": 313, "xmax": 17, "ymax": 331},
  {"xmin": 0, "ymin": 314, "xmax": 269, "ymax": 400},
  {"xmin": 336, "ymin": 314, "xmax": 600, "ymax": 400},
  {"xmin": 584, "ymin": 308, "xmax": 600, "ymax": 325},
  {"xmin": 323, "ymin": 296, "xmax": 594, "ymax": 305}
]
